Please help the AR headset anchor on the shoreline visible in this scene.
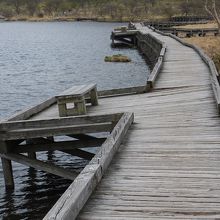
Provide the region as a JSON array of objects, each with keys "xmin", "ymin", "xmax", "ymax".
[{"xmin": 0, "ymin": 16, "xmax": 144, "ymax": 23}]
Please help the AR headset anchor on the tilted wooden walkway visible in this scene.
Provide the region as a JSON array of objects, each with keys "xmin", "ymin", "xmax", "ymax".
[{"xmin": 74, "ymin": 26, "xmax": 220, "ymax": 219}]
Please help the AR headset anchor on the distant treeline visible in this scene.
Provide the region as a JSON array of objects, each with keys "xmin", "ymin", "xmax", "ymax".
[{"xmin": 0, "ymin": 0, "xmax": 215, "ymax": 21}]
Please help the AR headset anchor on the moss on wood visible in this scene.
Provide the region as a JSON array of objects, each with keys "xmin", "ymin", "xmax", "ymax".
[{"xmin": 104, "ymin": 54, "xmax": 131, "ymax": 62}]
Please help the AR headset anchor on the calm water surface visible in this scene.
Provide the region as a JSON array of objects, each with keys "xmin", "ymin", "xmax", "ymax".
[{"xmin": 0, "ymin": 22, "xmax": 150, "ymax": 219}]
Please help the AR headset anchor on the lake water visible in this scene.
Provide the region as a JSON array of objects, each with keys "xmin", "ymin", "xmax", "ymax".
[{"xmin": 0, "ymin": 22, "xmax": 150, "ymax": 219}]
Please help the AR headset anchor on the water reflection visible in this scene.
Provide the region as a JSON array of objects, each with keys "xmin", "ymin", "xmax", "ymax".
[{"xmin": 1, "ymin": 151, "xmax": 87, "ymax": 219}]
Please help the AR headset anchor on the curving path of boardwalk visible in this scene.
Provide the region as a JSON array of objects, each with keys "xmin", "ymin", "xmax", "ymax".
[{"xmin": 75, "ymin": 26, "xmax": 220, "ymax": 219}]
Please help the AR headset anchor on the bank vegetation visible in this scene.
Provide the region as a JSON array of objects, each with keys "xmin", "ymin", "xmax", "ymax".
[{"xmin": 0, "ymin": 0, "xmax": 216, "ymax": 22}]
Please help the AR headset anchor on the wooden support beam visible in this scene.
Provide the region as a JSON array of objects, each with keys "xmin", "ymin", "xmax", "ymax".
[
  {"xmin": 57, "ymin": 103, "xmax": 67, "ymax": 117},
  {"xmin": 0, "ymin": 153, "xmax": 78, "ymax": 181},
  {"xmin": 47, "ymin": 136, "xmax": 54, "ymax": 141},
  {"xmin": 90, "ymin": 87, "xmax": 98, "ymax": 106},
  {"xmin": 26, "ymin": 139, "xmax": 37, "ymax": 159},
  {"xmin": 0, "ymin": 140, "xmax": 9, "ymax": 153},
  {"xmin": 0, "ymin": 113, "xmax": 122, "ymax": 131},
  {"xmin": 74, "ymin": 98, "xmax": 87, "ymax": 115},
  {"xmin": 12, "ymin": 138, "xmax": 105, "ymax": 153},
  {"xmin": 44, "ymin": 112, "xmax": 134, "ymax": 220},
  {"xmin": 0, "ymin": 122, "xmax": 113, "ymax": 141},
  {"xmin": 68, "ymin": 134, "xmax": 104, "ymax": 141},
  {"xmin": 47, "ymin": 136, "xmax": 55, "ymax": 154},
  {"xmin": 91, "ymin": 112, "xmax": 134, "ymax": 173},
  {"xmin": 62, "ymin": 149, "xmax": 95, "ymax": 160},
  {"xmin": 1, "ymin": 157, "xmax": 14, "ymax": 190},
  {"xmin": 27, "ymin": 152, "xmax": 37, "ymax": 159},
  {"xmin": 25, "ymin": 137, "xmax": 54, "ymax": 144},
  {"xmin": 147, "ymin": 57, "xmax": 163, "ymax": 89},
  {"xmin": 8, "ymin": 139, "xmax": 25, "ymax": 146},
  {"xmin": 6, "ymin": 97, "xmax": 56, "ymax": 121},
  {"xmin": 98, "ymin": 86, "xmax": 146, "ymax": 97}
]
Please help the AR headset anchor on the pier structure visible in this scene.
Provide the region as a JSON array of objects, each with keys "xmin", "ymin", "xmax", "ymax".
[
  {"xmin": 144, "ymin": 16, "xmax": 219, "ymax": 38},
  {"xmin": 1, "ymin": 22, "xmax": 220, "ymax": 219},
  {"xmin": 154, "ymin": 27, "xmax": 219, "ymax": 38},
  {"xmin": 74, "ymin": 23, "xmax": 220, "ymax": 219}
]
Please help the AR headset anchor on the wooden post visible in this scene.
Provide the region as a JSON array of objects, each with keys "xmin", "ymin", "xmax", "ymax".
[
  {"xmin": 1, "ymin": 157, "xmax": 14, "ymax": 189},
  {"xmin": 26, "ymin": 139, "xmax": 37, "ymax": 159},
  {"xmin": 0, "ymin": 141, "xmax": 14, "ymax": 189},
  {"xmin": 58, "ymin": 103, "xmax": 67, "ymax": 117},
  {"xmin": 47, "ymin": 136, "xmax": 54, "ymax": 141},
  {"xmin": 27, "ymin": 152, "xmax": 37, "ymax": 159},
  {"xmin": 90, "ymin": 88, "xmax": 98, "ymax": 106},
  {"xmin": 47, "ymin": 136, "xmax": 54, "ymax": 155},
  {"xmin": 75, "ymin": 98, "xmax": 87, "ymax": 115}
]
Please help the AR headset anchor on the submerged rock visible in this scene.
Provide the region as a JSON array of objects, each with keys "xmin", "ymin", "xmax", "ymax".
[{"xmin": 105, "ymin": 54, "xmax": 131, "ymax": 62}]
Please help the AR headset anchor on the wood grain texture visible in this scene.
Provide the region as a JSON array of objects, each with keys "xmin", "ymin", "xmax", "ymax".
[
  {"xmin": 43, "ymin": 112, "xmax": 134, "ymax": 220},
  {"xmin": 24, "ymin": 24, "xmax": 220, "ymax": 219},
  {"xmin": 75, "ymin": 25, "xmax": 220, "ymax": 219}
]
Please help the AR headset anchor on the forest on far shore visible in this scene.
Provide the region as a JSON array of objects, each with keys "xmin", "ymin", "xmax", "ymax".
[{"xmin": 0, "ymin": 0, "xmax": 217, "ymax": 21}]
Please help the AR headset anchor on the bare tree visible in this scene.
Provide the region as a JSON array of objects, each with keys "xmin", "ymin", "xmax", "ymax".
[
  {"xmin": 8, "ymin": 0, "xmax": 24, "ymax": 15},
  {"xmin": 142, "ymin": 0, "xmax": 156, "ymax": 14},
  {"xmin": 43, "ymin": 0, "xmax": 63, "ymax": 16},
  {"xmin": 180, "ymin": 1, "xmax": 191, "ymax": 16},
  {"xmin": 163, "ymin": 4, "xmax": 175, "ymax": 20},
  {"xmin": 26, "ymin": 0, "xmax": 39, "ymax": 16},
  {"xmin": 205, "ymin": 0, "xmax": 220, "ymax": 32}
]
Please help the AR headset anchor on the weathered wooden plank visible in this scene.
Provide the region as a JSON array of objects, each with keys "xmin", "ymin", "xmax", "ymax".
[
  {"xmin": 98, "ymin": 86, "xmax": 147, "ymax": 97},
  {"xmin": 44, "ymin": 112, "xmax": 134, "ymax": 220},
  {"xmin": 90, "ymin": 112, "xmax": 134, "ymax": 173},
  {"xmin": 4, "ymin": 97, "xmax": 56, "ymax": 122},
  {"xmin": 57, "ymin": 84, "xmax": 97, "ymax": 98},
  {"xmin": 74, "ymin": 24, "xmax": 220, "ymax": 219},
  {"xmin": 0, "ymin": 113, "xmax": 122, "ymax": 131},
  {"xmin": 45, "ymin": 164, "xmax": 102, "ymax": 220},
  {"xmin": 147, "ymin": 57, "xmax": 163, "ymax": 88},
  {"xmin": 151, "ymin": 26, "xmax": 220, "ymax": 112},
  {"xmin": 0, "ymin": 122, "xmax": 113, "ymax": 141}
]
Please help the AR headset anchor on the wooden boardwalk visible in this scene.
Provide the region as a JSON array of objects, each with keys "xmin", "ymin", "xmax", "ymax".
[
  {"xmin": 21, "ymin": 25, "xmax": 220, "ymax": 219},
  {"xmin": 73, "ymin": 26, "xmax": 220, "ymax": 219}
]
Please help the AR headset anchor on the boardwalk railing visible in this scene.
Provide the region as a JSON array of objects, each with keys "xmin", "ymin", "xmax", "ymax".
[
  {"xmin": 98, "ymin": 86, "xmax": 147, "ymax": 97},
  {"xmin": 44, "ymin": 112, "xmax": 134, "ymax": 220},
  {"xmin": 169, "ymin": 16, "xmax": 213, "ymax": 22},
  {"xmin": 0, "ymin": 113, "xmax": 127, "ymax": 188},
  {"xmin": 144, "ymin": 21, "xmax": 210, "ymax": 29},
  {"xmin": 144, "ymin": 16, "xmax": 213, "ymax": 29},
  {"xmin": 147, "ymin": 24, "xmax": 220, "ymax": 113},
  {"xmin": 158, "ymin": 27, "xmax": 219, "ymax": 38},
  {"xmin": 134, "ymin": 26, "xmax": 166, "ymax": 89},
  {"xmin": 4, "ymin": 96, "xmax": 56, "ymax": 122},
  {"xmin": 106, "ymin": 23, "xmax": 167, "ymax": 93},
  {"xmin": 136, "ymin": 32, "xmax": 163, "ymax": 65}
]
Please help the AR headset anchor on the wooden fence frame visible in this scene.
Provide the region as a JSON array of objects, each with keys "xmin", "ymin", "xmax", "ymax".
[
  {"xmin": 0, "ymin": 112, "xmax": 127, "ymax": 189},
  {"xmin": 43, "ymin": 112, "xmax": 134, "ymax": 220},
  {"xmin": 134, "ymin": 24, "xmax": 167, "ymax": 89}
]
